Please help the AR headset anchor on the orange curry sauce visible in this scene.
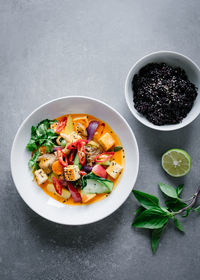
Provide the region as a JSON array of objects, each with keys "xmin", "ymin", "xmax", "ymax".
[{"xmin": 36, "ymin": 114, "xmax": 125, "ymax": 205}]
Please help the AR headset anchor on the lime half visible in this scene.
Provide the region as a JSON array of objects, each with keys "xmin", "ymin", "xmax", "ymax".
[{"xmin": 162, "ymin": 149, "xmax": 191, "ymax": 177}]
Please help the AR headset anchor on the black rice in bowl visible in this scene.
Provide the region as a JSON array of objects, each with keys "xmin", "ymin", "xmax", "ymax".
[{"xmin": 132, "ymin": 63, "xmax": 198, "ymax": 125}]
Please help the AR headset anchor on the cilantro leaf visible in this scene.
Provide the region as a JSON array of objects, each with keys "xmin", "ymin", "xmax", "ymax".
[{"xmin": 28, "ymin": 149, "xmax": 41, "ymax": 170}]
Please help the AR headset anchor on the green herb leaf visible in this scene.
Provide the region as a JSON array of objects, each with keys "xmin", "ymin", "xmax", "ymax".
[
  {"xmin": 133, "ymin": 190, "xmax": 160, "ymax": 209},
  {"xmin": 159, "ymin": 182, "xmax": 178, "ymax": 199},
  {"xmin": 165, "ymin": 198, "xmax": 187, "ymax": 212},
  {"xmin": 176, "ymin": 184, "xmax": 184, "ymax": 197},
  {"xmin": 152, "ymin": 227, "xmax": 165, "ymax": 253},
  {"xmin": 26, "ymin": 119, "xmax": 58, "ymax": 155},
  {"xmin": 174, "ymin": 217, "xmax": 184, "ymax": 232},
  {"xmin": 26, "ymin": 138, "xmax": 38, "ymax": 151},
  {"xmin": 193, "ymin": 205, "xmax": 200, "ymax": 212},
  {"xmin": 28, "ymin": 149, "xmax": 41, "ymax": 170},
  {"xmin": 135, "ymin": 206, "xmax": 145, "ymax": 217},
  {"xmin": 114, "ymin": 146, "xmax": 123, "ymax": 152},
  {"xmin": 182, "ymin": 208, "xmax": 191, "ymax": 217},
  {"xmin": 133, "ymin": 207, "xmax": 170, "ymax": 229}
]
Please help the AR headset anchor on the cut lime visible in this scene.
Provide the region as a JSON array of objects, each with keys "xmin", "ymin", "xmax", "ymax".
[{"xmin": 162, "ymin": 149, "xmax": 191, "ymax": 177}]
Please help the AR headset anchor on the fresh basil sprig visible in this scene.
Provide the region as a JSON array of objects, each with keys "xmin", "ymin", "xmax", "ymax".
[{"xmin": 132, "ymin": 183, "xmax": 200, "ymax": 253}]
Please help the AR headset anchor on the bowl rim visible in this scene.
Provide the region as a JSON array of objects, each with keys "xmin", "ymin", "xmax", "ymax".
[
  {"xmin": 125, "ymin": 50, "xmax": 200, "ymax": 131},
  {"xmin": 10, "ymin": 95, "xmax": 139, "ymax": 225}
]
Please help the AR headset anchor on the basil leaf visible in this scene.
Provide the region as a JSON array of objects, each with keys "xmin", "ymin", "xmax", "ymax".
[
  {"xmin": 176, "ymin": 184, "xmax": 184, "ymax": 197},
  {"xmin": 182, "ymin": 208, "xmax": 191, "ymax": 218},
  {"xmin": 133, "ymin": 207, "xmax": 170, "ymax": 229},
  {"xmin": 114, "ymin": 146, "xmax": 123, "ymax": 152},
  {"xmin": 193, "ymin": 205, "xmax": 200, "ymax": 212},
  {"xmin": 152, "ymin": 227, "xmax": 165, "ymax": 253},
  {"xmin": 159, "ymin": 182, "xmax": 178, "ymax": 199},
  {"xmin": 174, "ymin": 217, "xmax": 184, "ymax": 232},
  {"xmin": 133, "ymin": 190, "xmax": 160, "ymax": 209},
  {"xmin": 135, "ymin": 206, "xmax": 145, "ymax": 217},
  {"xmin": 43, "ymin": 139, "xmax": 55, "ymax": 153},
  {"xmin": 165, "ymin": 198, "xmax": 187, "ymax": 212}
]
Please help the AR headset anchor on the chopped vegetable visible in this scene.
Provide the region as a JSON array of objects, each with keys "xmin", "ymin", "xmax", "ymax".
[
  {"xmin": 114, "ymin": 146, "xmax": 123, "ymax": 152},
  {"xmin": 57, "ymin": 148, "xmax": 68, "ymax": 167},
  {"xmin": 81, "ymin": 193, "xmax": 96, "ymax": 203},
  {"xmin": 81, "ymin": 173, "xmax": 113, "ymax": 193},
  {"xmin": 56, "ymin": 117, "xmax": 67, "ymax": 133},
  {"xmin": 52, "ymin": 177, "xmax": 63, "ymax": 195},
  {"xmin": 63, "ymin": 115, "xmax": 73, "ymax": 134},
  {"xmin": 82, "ymin": 179, "xmax": 111, "ymax": 194},
  {"xmin": 52, "ymin": 160, "xmax": 64, "ymax": 175},
  {"xmin": 94, "ymin": 152, "xmax": 114, "ymax": 163},
  {"xmin": 47, "ymin": 183, "xmax": 71, "ymax": 199},
  {"xmin": 87, "ymin": 121, "xmax": 99, "ymax": 141},
  {"xmin": 92, "ymin": 164, "xmax": 107, "ymax": 178},
  {"xmin": 74, "ymin": 152, "xmax": 82, "ymax": 170},
  {"xmin": 67, "ymin": 182, "xmax": 82, "ymax": 203},
  {"xmin": 83, "ymin": 164, "xmax": 92, "ymax": 173},
  {"xmin": 68, "ymin": 150, "xmax": 75, "ymax": 165},
  {"xmin": 80, "ymin": 171, "xmax": 87, "ymax": 176},
  {"xmin": 77, "ymin": 141, "xmax": 87, "ymax": 166}
]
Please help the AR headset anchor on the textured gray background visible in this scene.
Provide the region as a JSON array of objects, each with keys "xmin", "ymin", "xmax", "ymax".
[{"xmin": 1, "ymin": 0, "xmax": 200, "ymax": 279}]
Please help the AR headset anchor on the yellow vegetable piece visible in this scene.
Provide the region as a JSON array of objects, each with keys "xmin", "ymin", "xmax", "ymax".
[{"xmin": 63, "ymin": 115, "xmax": 74, "ymax": 135}]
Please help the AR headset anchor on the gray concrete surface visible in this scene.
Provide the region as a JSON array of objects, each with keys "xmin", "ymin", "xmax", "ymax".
[{"xmin": 1, "ymin": 0, "xmax": 200, "ymax": 279}]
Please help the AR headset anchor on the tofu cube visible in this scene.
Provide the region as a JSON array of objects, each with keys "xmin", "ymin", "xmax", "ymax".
[
  {"xmin": 106, "ymin": 161, "xmax": 122, "ymax": 179},
  {"xmin": 75, "ymin": 122, "xmax": 87, "ymax": 137},
  {"xmin": 64, "ymin": 165, "xmax": 81, "ymax": 181},
  {"xmin": 35, "ymin": 169, "xmax": 48, "ymax": 185},
  {"xmin": 98, "ymin": 133, "xmax": 115, "ymax": 151},
  {"xmin": 61, "ymin": 132, "xmax": 82, "ymax": 144},
  {"xmin": 73, "ymin": 116, "xmax": 89, "ymax": 127}
]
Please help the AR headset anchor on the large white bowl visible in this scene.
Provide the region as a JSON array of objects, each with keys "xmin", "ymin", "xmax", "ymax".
[
  {"xmin": 125, "ymin": 51, "xmax": 200, "ymax": 131},
  {"xmin": 11, "ymin": 96, "xmax": 139, "ymax": 225}
]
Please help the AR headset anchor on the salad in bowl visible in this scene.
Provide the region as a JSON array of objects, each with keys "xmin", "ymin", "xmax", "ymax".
[{"xmin": 27, "ymin": 114, "xmax": 125, "ymax": 205}]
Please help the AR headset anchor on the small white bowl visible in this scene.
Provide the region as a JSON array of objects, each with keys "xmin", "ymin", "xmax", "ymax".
[
  {"xmin": 125, "ymin": 51, "xmax": 200, "ymax": 131},
  {"xmin": 11, "ymin": 96, "xmax": 139, "ymax": 225}
]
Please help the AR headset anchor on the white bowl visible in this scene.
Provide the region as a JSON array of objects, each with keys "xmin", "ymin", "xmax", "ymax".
[
  {"xmin": 125, "ymin": 51, "xmax": 200, "ymax": 131},
  {"xmin": 11, "ymin": 96, "xmax": 139, "ymax": 225}
]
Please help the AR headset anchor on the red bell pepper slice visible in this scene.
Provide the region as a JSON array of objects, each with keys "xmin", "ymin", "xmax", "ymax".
[
  {"xmin": 52, "ymin": 177, "xmax": 63, "ymax": 195},
  {"xmin": 94, "ymin": 152, "xmax": 115, "ymax": 163},
  {"xmin": 80, "ymin": 171, "xmax": 87, "ymax": 176},
  {"xmin": 67, "ymin": 139, "xmax": 88, "ymax": 150},
  {"xmin": 56, "ymin": 117, "xmax": 67, "ymax": 133},
  {"xmin": 68, "ymin": 150, "xmax": 75, "ymax": 165},
  {"xmin": 57, "ymin": 148, "xmax": 68, "ymax": 167},
  {"xmin": 67, "ymin": 182, "xmax": 82, "ymax": 203},
  {"xmin": 77, "ymin": 141, "xmax": 87, "ymax": 166}
]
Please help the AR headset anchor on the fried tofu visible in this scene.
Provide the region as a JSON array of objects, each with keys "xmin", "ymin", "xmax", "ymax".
[
  {"xmin": 106, "ymin": 161, "xmax": 122, "ymax": 179},
  {"xmin": 35, "ymin": 169, "xmax": 48, "ymax": 185},
  {"xmin": 98, "ymin": 132, "xmax": 115, "ymax": 151},
  {"xmin": 64, "ymin": 165, "xmax": 81, "ymax": 181}
]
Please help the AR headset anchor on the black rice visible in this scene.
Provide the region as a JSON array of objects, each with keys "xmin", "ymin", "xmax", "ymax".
[{"xmin": 132, "ymin": 63, "xmax": 198, "ymax": 125}]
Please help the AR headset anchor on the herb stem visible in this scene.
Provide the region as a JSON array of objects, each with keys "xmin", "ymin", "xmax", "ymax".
[{"xmin": 174, "ymin": 186, "xmax": 200, "ymax": 215}]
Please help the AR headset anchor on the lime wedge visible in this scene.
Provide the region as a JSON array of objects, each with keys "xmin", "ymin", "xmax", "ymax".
[{"xmin": 162, "ymin": 149, "xmax": 191, "ymax": 177}]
